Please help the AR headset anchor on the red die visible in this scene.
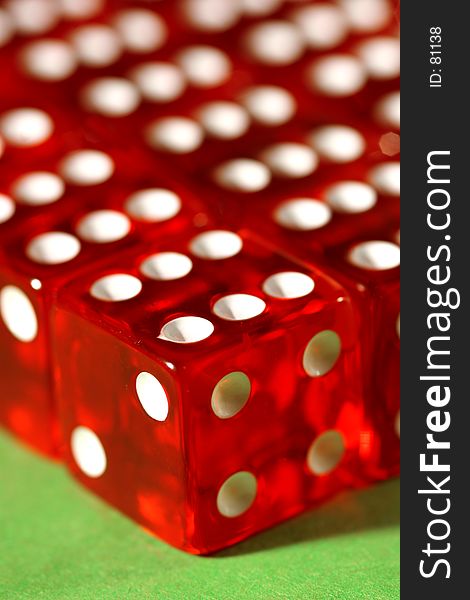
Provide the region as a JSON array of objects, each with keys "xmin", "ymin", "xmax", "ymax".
[
  {"xmin": 202, "ymin": 147, "xmax": 399, "ymax": 252},
  {"xmin": 51, "ymin": 230, "xmax": 364, "ymax": 553},
  {"xmin": 0, "ymin": 155, "xmax": 205, "ymax": 455},
  {"xmin": 322, "ymin": 230, "xmax": 400, "ymax": 479}
]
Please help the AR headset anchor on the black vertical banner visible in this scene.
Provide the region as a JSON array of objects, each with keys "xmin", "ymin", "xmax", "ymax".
[{"xmin": 401, "ymin": 2, "xmax": 469, "ymax": 598}]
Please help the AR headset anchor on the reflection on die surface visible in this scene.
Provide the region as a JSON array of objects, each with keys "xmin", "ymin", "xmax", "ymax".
[{"xmin": 0, "ymin": 0, "xmax": 400, "ymax": 553}]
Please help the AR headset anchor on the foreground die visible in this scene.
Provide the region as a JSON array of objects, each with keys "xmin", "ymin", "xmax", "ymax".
[{"xmin": 52, "ymin": 230, "xmax": 365, "ymax": 553}]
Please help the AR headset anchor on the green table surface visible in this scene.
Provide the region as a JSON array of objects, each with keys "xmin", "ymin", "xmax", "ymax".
[{"xmin": 0, "ymin": 430, "xmax": 399, "ymax": 600}]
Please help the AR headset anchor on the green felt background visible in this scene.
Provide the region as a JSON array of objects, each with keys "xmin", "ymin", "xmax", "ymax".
[{"xmin": 0, "ymin": 430, "xmax": 399, "ymax": 599}]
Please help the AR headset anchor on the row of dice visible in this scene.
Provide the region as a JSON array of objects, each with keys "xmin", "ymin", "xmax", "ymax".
[
  {"xmin": 0, "ymin": 0, "xmax": 399, "ymax": 554},
  {"xmin": 0, "ymin": 213, "xmax": 400, "ymax": 556}
]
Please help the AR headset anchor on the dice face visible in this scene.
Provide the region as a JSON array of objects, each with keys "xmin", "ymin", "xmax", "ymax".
[
  {"xmin": 51, "ymin": 232, "xmax": 366, "ymax": 553},
  {"xmin": 0, "ymin": 0, "xmax": 400, "ymax": 554},
  {"xmin": 0, "ymin": 141, "xmax": 202, "ymax": 257},
  {"xmin": 53, "ymin": 316, "xmax": 188, "ymax": 549},
  {"xmin": 0, "ymin": 205, "xmax": 83, "ymax": 454}
]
